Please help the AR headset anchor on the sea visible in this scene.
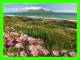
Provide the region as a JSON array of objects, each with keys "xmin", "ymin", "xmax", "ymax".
[{"xmin": 4, "ymin": 13, "xmax": 77, "ymax": 20}]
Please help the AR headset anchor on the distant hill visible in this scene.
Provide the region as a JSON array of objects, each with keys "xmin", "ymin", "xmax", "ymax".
[{"xmin": 5, "ymin": 7, "xmax": 55, "ymax": 14}]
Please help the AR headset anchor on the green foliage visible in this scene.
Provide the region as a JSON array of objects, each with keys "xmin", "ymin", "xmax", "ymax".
[{"xmin": 4, "ymin": 16, "xmax": 77, "ymax": 52}]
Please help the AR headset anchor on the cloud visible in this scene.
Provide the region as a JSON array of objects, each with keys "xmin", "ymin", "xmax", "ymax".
[
  {"xmin": 4, "ymin": 7, "xmax": 51, "ymax": 13},
  {"xmin": 4, "ymin": 5, "xmax": 76, "ymax": 13}
]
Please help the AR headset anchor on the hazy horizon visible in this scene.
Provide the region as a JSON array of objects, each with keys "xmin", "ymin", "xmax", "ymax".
[{"xmin": 4, "ymin": 4, "xmax": 76, "ymax": 13}]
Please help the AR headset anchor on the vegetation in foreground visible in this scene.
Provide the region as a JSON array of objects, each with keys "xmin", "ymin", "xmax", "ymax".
[{"xmin": 4, "ymin": 16, "xmax": 77, "ymax": 56}]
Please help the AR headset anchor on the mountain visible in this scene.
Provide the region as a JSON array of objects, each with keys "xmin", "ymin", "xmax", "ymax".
[
  {"xmin": 23, "ymin": 9, "xmax": 54, "ymax": 13},
  {"xmin": 5, "ymin": 7, "xmax": 55, "ymax": 14}
]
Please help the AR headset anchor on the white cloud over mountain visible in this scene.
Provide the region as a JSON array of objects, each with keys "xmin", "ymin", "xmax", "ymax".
[
  {"xmin": 4, "ymin": 7, "xmax": 52, "ymax": 13},
  {"xmin": 4, "ymin": 6, "xmax": 76, "ymax": 13}
]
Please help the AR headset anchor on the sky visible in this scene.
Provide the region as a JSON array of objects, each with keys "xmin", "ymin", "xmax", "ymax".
[{"xmin": 4, "ymin": 4, "xmax": 76, "ymax": 13}]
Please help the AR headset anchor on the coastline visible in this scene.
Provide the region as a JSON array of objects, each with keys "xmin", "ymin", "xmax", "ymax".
[{"xmin": 4, "ymin": 15, "xmax": 76, "ymax": 22}]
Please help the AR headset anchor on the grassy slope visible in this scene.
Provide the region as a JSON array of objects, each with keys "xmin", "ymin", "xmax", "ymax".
[{"xmin": 4, "ymin": 16, "xmax": 77, "ymax": 52}]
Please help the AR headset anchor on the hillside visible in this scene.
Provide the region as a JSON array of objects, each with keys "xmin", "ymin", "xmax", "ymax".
[{"xmin": 4, "ymin": 16, "xmax": 77, "ymax": 56}]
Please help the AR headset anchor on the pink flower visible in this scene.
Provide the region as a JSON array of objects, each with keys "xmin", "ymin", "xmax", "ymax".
[
  {"xmin": 20, "ymin": 51, "xmax": 27, "ymax": 56},
  {"xmin": 28, "ymin": 40, "xmax": 34, "ymax": 45},
  {"xmin": 16, "ymin": 34, "xmax": 28, "ymax": 43},
  {"xmin": 4, "ymin": 37, "xmax": 7, "ymax": 46},
  {"xmin": 16, "ymin": 37, "xmax": 23, "ymax": 43},
  {"xmin": 69, "ymin": 51, "xmax": 76, "ymax": 56},
  {"xmin": 27, "ymin": 37, "xmax": 35, "ymax": 41},
  {"xmin": 31, "ymin": 49, "xmax": 39, "ymax": 56},
  {"xmin": 28, "ymin": 45, "xmax": 36, "ymax": 50},
  {"xmin": 27, "ymin": 37, "xmax": 35, "ymax": 44},
  {"xmin": 7, "ymin": 41, "xmax": 13, "ymax": 46},
  {"xmin": 15, "ymin": 43, "xmax": 23, "ymax": 49},
  {"xmin": 4, "ymin": 37, "xmax": 13, "ymax": 46},
  {"xmin": 42, "ymin": 49, "xmax": 49, "ymax": 56},
  {"xmin": 23, "ymin": 34, "xmax": 28, "ymax": 39},
  {"xmin": 7, "ymin": 37, "xmax": 14, "ymax": 41},
  {"xmin": 20, "ymin": 34, "xmax": 26, "ymax": 41},
  {"xmin": 36, "ymin": 45, "xmax": 42, "ymax": 50},
  {"xmin": 52, "ymin": 51, "xmax": 60, "ymax": 56}
]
